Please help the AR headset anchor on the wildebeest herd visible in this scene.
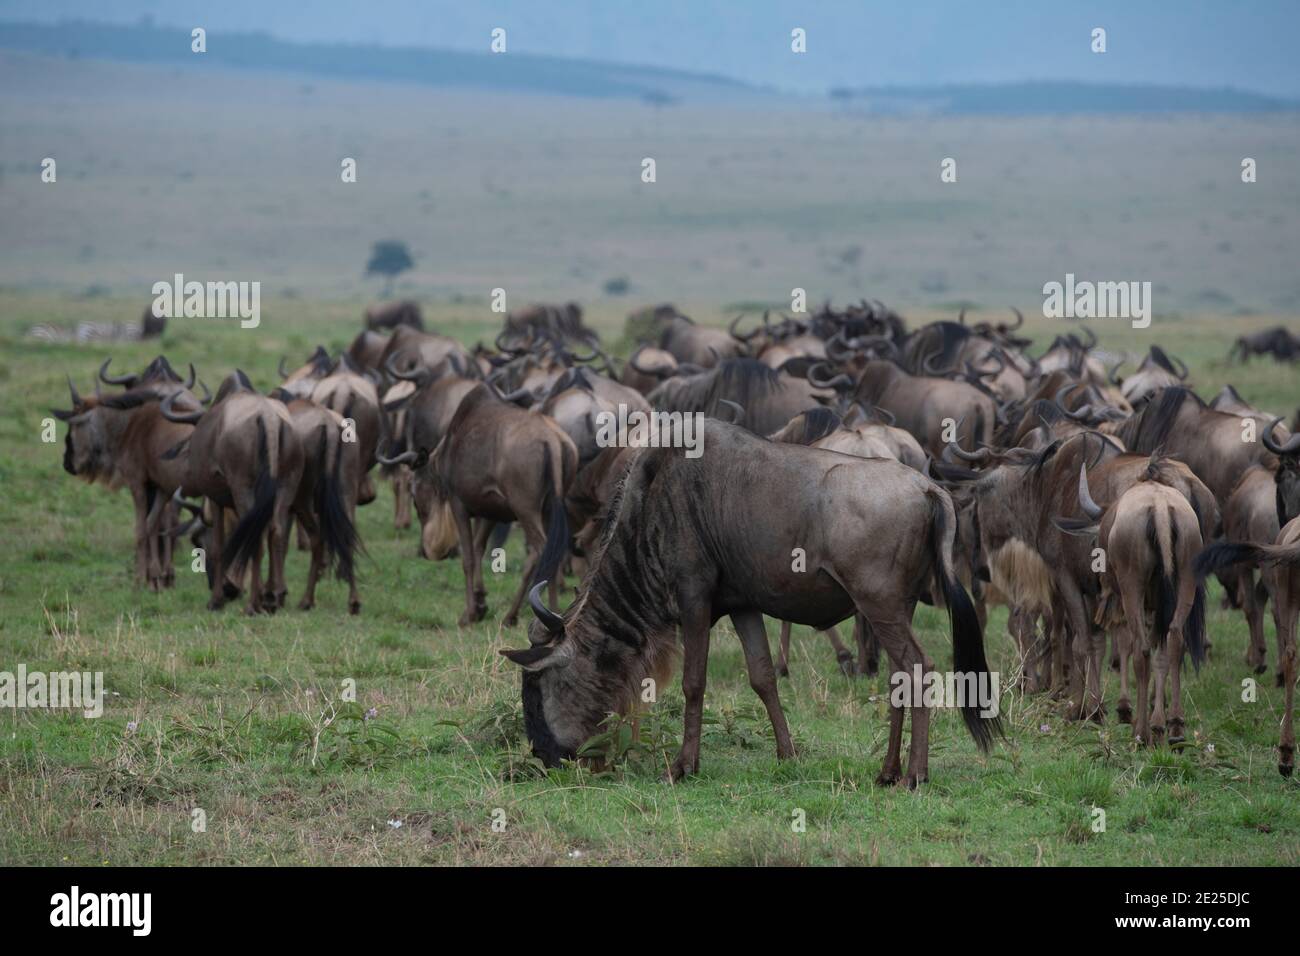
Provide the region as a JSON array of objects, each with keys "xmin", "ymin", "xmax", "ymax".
[{"xmin": 53, "ymin": 300, "xmax": 1300, "ymax": 787}]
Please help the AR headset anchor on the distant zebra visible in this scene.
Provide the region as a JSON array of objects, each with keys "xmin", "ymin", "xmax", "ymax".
[
  {"xmin": 27, "ymin": 306, "xmax": 165, "ymax": 344},
  {"xmin": 27, "ymin": 321, "xmax": 141, "ymax": 344}
]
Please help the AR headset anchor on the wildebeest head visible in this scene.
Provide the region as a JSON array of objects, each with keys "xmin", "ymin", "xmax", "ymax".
[
  {"xmin": 1264, "ymin": 417, "xmax": 1300, "ymax": 523},
  {"xmin": 52, "ymin": 377, "xmax": 157, "ymax": 482}
]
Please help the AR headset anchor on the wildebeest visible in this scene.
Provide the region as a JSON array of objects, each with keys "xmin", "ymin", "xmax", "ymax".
[
  {"xmin": 382, "ymin": 383, "xmax": 577, "ymax": 627},
  {"xmin": 365, "ymin": 300, "xmax": 424, "ymax": 331},
  {"xmin": 162, "ymin": 372, "xmax": 304, "ymax": 614},
  {"xmin": 501, "ymin": 420, "xmax": 1000, "ymax": 787},
  {"xmin": 1067, "ymin": 460, "xmax": 1207, "ymax": 744},
  {"xmin": 1196, "ymin": 518, "xmax": 1300, "ymax": 776},
  {"xmin": 767, "ymin": 405, "xmax": 927, "ymax": 677},
  {"xmin": 270, "ymin": 390, "xmax": 364, "ymax": 614},
  {"xmin": 649, "ymin": 358, "xmax": 837, "ymax": 436},
  {"xmin": 1114, "ymin": 346, "xmax": 1190, "ymax": 406},
  {"xmin": 851, "ymin": 359, "xmax": 996, "ymax": 456},
  {"xmin": 54, "ymin": 377, "xmax": 195, "ymax": 590},
  {"xmin": 1227, "ymin": 326, "xmax": 1299, "ymax": 363}
]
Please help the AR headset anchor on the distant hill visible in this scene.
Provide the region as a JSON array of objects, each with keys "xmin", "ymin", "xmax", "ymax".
[
  {"xmin": 0, "ymin": 18, "xmax": 753, "ymax": 101},
  {"xmin": 828, "ymin": 81, "xmax": 1299, "ymax": 115}
]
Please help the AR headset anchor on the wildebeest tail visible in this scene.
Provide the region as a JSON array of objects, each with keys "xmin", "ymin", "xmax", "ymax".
[
  {"xmin": 534, "ymin": 443, "xmax": 569, "ymax": 586},
  {"xmin": 928, "ymin": 489, "xmax": 1002, "ymax": 751},
  {"xmin": 314, "ymin": 424, "xmax": 362, "ymax": 585},
  {"xmin": 223, "ymin": 416, "xmax": 277, "ymax": 572},
  {"xmin": 1195, "ymin": 538, "xmax": 1300, "ymax": 578}
]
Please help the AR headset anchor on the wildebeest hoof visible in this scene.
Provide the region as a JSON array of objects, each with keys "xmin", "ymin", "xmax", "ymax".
[
  {"xmin": 777, "ymin": 665, "xmax": 789, "ymax": 678},
  {"xmin": 297, "ymin": 597, "xmax": 314, "ymax": 611},
  {"xmin": 903, "ymin": 773, "xmax": 927, "ymax": 790},
  {"xmin": 836, "ymin": 652, "xmax": 855, "ymax": 676},
  {"xmin": 1116, "ymin": 701, "xmax": 1132, "ymax": 724},
  {"xmin": 874, "ymin": 769, "xmax": 900, "ymax": 787},
  {"xmin": 502, "ymin": 614, "xmax": 519, "ymax": 628},
  {"xmin": 349, "ymin": 600, "xmax": 361, "ymax": 615},
  {"xmin": 206, "ymin": 597, "xmax": 225, "ymax": 611},
  {"xmin": 1280, "ymin": 762, "xmax": 1294, "ymax": 778},
  {"xmin": 223, "ymin": 581, "xmax": 241, "ymax": 600},
  {"xmin": 1254, "ymin": 663, "xmax": 1267, "ymax": 676},
  {"xmin": 1278, "ymin": 672, "xmax": 1287, "ymax": 688}
]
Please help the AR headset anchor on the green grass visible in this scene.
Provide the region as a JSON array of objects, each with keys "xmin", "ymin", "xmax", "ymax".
[{"xmin": 0, "ymin": 292, "xmax": 1297, "ymax": 866}]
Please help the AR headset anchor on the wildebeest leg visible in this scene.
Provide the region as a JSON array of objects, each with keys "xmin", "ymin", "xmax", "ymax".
[
  {"xmin": 668, "ymin": 604, "xmax": 713, "ymax": 783},
  {"xmin": 823, "ymin": 624, "xmax": 854, "ymax": 675},
  {"xmin": 471, "ymin": 519, "xmax": 493, "ymax": 618},
  {"xmin": 776, "ymin": 620, "xmax": 793, "ymax": 677},
  {"xmin": 346, "ymin": 496, "xmax": 361, "ymax": 615},
  {"xmin": 267, "ymin": 490, "xmax": 294, "ymax": 611},
  {"xmin": 731, "ymin": 611, "xmax": 795, "ymax": 760},
  {"xmin": 294, "ymin": 514, "xmax": 310, "ymax": 551},
  {"xmin": 452, "ymin": 500, "xmax": 480, "ymax": 626},
  {"xmin": 393, "ymin": 467, "xmax": 412, "ymax": 529},
  {"xmin": 869, "ymin": 613, "xmax": 932, "ymax": 787},
  {"xmin": 1270, "ymin": 579, "xmax": 1287, "ymax": 688},
  {"xmin": 854, "ymin": 614, "xmax": 880, "ymax": 677},
  {"xmin": 1115, "ymin": 573, "xmax": 1144, "ymax": 735},
  {"xmin": 159, "ymin": 497, "xmax": 177, "ymax": 588},
  {"xmin": 129, "ymin": 484, "xmax": 151, "ymax": 587},
  {"xmin": 207, "ymin": 500, "xmax": 228, "ymax": 611},
  {"xmin": 1241, "ymin": 569, "xmax": 1268, "ymax": 675},
  {"xmin": 245, "ymin": 538, "xmax": 264, "ymax": 615},
  {"xmin": 1275, "ymin": 570, "xmax": 1297, "ymax": 776},
  {"xmin": 1064, "ymin": 583, "xmax": 1105, "ymax": 722},
  {"xmin": 1165, "ymin": 575, "xmax": 1197, "ymax": 747},
  {"xmin": 296, "ymin": 507, "xmax": 323, "ymax": 611},
  {"xmin": 142, "ymin": 487, "xmax": 168, "ymax": 591},
  {"xmin": 503, "ymin": 514, "xmax": 546, "ymax": 628}
]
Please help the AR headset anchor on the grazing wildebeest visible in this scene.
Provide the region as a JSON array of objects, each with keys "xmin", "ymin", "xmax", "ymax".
[
  {"xmin": 1227, "ymin": 326, "xmax": 1299, "ymax": 363},
  {"xmin": 500, "ymin": 420, "xmax": 1001, "ymax": 787},
  {"xmin": 1065, "ymin": 460, "xmax": 1207, "ymax": 744},
  {"xmin": 53, "ymin": 378, "xmax": 195, "ymax": 590},
  {"xmin": 1196, "ymin": 518, "xmax": 1300, "ymax": 776},
  {"xmin": 162, "ymin": 372, "xmax": 304, "ymax": 614},
  {"xmin": 381, "ymin": 384, "xmax": 577, "ymax": 627}
]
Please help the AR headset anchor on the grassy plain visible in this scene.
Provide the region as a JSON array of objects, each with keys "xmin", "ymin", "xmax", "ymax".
[{"xmin": 0, "ymin": 292, "xmax": 1297, "ymax": 865}]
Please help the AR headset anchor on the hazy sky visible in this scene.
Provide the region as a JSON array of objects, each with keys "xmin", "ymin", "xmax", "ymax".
[{"xmin": 3, "ymin": 0, "xmax": 1298, "ymax": 96}]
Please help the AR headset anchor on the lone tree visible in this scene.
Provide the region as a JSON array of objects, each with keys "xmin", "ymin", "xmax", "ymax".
[{"xmin": 365, "ymin": 240, "xmax": 414, "ymax": 296}]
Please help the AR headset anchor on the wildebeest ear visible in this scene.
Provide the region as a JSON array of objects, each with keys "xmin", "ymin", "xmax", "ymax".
[
  {"xmin": 51, "ymin": 408, "xmax": 75, "ymax": 421},
  {"xmin": 499, "ymin": 644, "xmax": 571, "ymax": 672}
]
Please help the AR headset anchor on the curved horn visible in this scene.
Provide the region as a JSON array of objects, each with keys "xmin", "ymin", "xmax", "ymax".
[
  {"xmin": 1173, "ymin": 353, "xmax": 1190, "ymax": 380},
  {"xmin": 159, "ymin": 391, "xmax": 202, "ymax": 424},
  {"xmin": 197, "ymin": 380, "xmax": 212, "ymax": 406},
  {"xmin": 278, "ymin": 356, "xmax": 290, "ymax": 379},
  {"xmin": 67, "ymin": 375, "xmax": 82, "ymax": 408},
  {"xmin": 729, "ymin": 313, "xmax": 760, "ymax": 342},
  {"xmin": 98, "ymin": 358, "xmax": 135, "ymax": 386},
  {"xmin": 717, "ymin": 399, "xmax": 744, "ymax": 425},
  {"xmin": 1262, "ymin": 417, "xmax": 1300, "ymax": 455},
  {"xmin": 807, "ymin": 362, "xmax": 852, "ymax": 390},
  {"xmin": 384, "ymin": 352, "xmax": 426, "ymax": 383},
  {"xmin": 1077, "ymin": 464, "xmax": 1104, "ymax": 521},
  {"xmin": 1078, "ymin": 326, "xmax": 1097, "ymax": 350},
  {"xmin": 958, "ymin": 308, "xmax": 967, "ymax": 325},
  {"xmin": 528, "ymin": 581, "xmax": 565, "ymax": 635},
  {"xmin": 945, "ymin": 440, "xmax": 991, "ymax": 464},
  {"xmin": 1008, "ymin": 307, "xmax": 1024, "ymax": 331},
  {"xmin": 922, "ymin": 350, "xmax": 949, "ymax": 377},
  {"xmin": 1108, "ymin": 359, "xmax": 1125, "ymax": 386}
]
